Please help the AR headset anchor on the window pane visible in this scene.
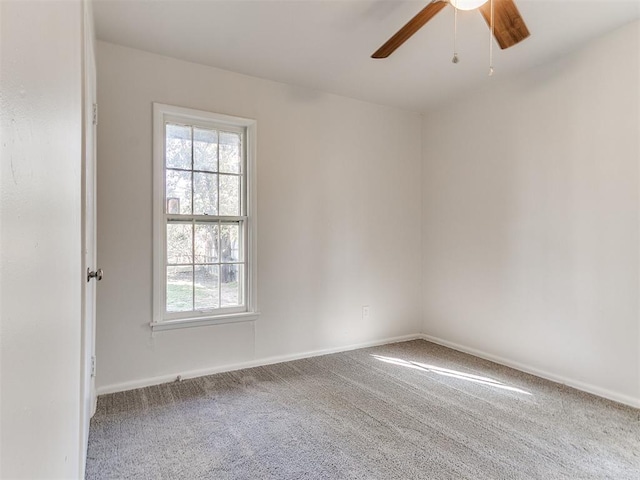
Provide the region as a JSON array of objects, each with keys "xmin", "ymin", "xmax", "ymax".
[
  {"xmin": 219, "ymin": 131, "xmax": 241, "ymax": 174},
  {"xmin": 166, "ymin": 124, "xmax": 192, "ymax": 169},
  {"xmin": 195, "ymin": 223, "xmax": 219, "ymax": 264},
  {"xmin": 166, "ymin": 169, "xmax": 192, "ymax": 214},
  {"xmin": 195, "ymin": 265, "xmax": 219, "ymax": 310},
  {"xmin": 193, "ymin": 172, "xmax": 218, "ymax": 215},
  {"xmin": 194, "ymin": 128, "xmax": 218, "ymax": 172},
  {"xmin": 221, "ymin": 264, "xmax": 243, "ymax": 307},
  {"xmin": 167, "ymin": 223, "xmax": 192, "ymax": 264},
  {"xmin": 219, "ymin": 174, "xmax": 240, "ymax": 216},
  {"xmin": 167, "ymin": 265, "xmax": 193, "ymax": 312},
  {"xmin": 220, "ymin": 223, "xmax": 240, "ymax": 263}
]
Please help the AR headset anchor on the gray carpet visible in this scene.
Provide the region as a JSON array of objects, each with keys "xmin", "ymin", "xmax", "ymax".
[{"xmin": 86, "ymin": 340, "xmax": 640, "ymax": 479}]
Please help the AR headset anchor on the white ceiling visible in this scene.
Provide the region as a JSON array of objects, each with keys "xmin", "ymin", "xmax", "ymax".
[{"xmin": 93, "ymin": 0, "xmax": 640, "ymax": 112}]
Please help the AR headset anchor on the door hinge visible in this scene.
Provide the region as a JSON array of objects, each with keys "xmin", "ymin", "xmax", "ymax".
[
  {"xmin": 91, "ymin": 355, "xmax": 96, "ymax": 377},
  {"xmin": 92, "ymin": 103, "xmax": 98, "ymax": 126}
]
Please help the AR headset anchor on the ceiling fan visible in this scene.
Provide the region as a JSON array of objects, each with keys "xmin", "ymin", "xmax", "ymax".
[{"xmin": 372, "ymin": 0, "xmax": 530, "ymax": 59}]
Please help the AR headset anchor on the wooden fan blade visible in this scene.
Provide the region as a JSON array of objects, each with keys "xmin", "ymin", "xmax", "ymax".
[
  {"xmin": 372, "ymin": 1, "xmax": 448, "ymax": 59},
  {"xmin": 479, "ymin": 0, "xmax": 530, "ymax": 50}
]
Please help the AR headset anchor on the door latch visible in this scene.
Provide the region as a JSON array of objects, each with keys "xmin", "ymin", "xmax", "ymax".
[{"xmin": 87, "ymin": 268, "xmax": 103, "ymax": 282}]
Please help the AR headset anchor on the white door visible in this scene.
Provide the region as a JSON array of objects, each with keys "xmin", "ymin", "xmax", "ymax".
[{"xmin": 80, "ymin": 0, "xmax": 98, "ymax": 469}]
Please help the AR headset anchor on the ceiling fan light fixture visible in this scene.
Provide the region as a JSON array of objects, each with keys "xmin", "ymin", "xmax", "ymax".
[
  {"xmin": 371, "ymin": 0, "xmax": 529, "ymax": 59},
  {"xmin": 449, "ymin": 0, "xmax": 490, "ymax": 11}
]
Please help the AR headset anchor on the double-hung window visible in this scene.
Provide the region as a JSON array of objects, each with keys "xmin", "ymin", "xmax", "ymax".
[{"xmin": 152, "ymin": 104, "xmax": 257, "ymax": 330}]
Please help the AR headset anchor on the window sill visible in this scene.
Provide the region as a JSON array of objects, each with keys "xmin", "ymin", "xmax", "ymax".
[{"xmin": 150, "ymin": 311, "xmax": 260, "ymax": 332}]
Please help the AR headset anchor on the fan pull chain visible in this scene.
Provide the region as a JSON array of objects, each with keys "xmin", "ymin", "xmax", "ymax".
[
  {"xmin": 488, "ymin": 0, "xmax": 494, "ymax": 75},
  {"xmin": 452, "ymin": 4, "xmax": 459, "ymax": 64}
]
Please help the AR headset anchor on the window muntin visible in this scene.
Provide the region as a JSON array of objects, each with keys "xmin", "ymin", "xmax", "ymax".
[{"xmin": 153, "ymin": 104, "xmax": 257, "ymax": 329}]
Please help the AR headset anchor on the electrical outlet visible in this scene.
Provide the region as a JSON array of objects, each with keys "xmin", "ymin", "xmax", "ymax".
[{"xmin": 362, "ymin": 305, "xmax": 370, "ymax": 320}]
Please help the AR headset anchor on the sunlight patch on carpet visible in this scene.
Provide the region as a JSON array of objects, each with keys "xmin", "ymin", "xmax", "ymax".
[{"xmin": 371, "ymin": 354, "xmax": 532, "ymax": 395}]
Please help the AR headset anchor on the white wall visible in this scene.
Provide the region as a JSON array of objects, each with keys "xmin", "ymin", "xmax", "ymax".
[
  {"xmin": 95, "ymin": 42, "xmax": 423, "ymax": 392},
  {"xmin": 422, "ymin": 21, "xmax": 640, "ymax": 406},
  {"xmin": 0, "ymin": 0, "xmax": 84, "ymax": 477}
]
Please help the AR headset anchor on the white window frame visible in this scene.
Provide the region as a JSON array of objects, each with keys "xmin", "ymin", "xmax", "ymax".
[{"xmin": 151, "ymin": 103, "xmax": 258, "ymax": 331}]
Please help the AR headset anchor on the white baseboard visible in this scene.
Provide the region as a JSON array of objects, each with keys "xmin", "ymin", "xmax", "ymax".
[
  {"xmin": 419, "ymin": 334, "xmax": 640, "ymax": 409},
  {"xmin": 97, "ymin": 332, "xmax": 640, "ymax": 409},
  {"xmin": 96, "ymin": 333, "xmax": 423, "ymax": 395}
]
